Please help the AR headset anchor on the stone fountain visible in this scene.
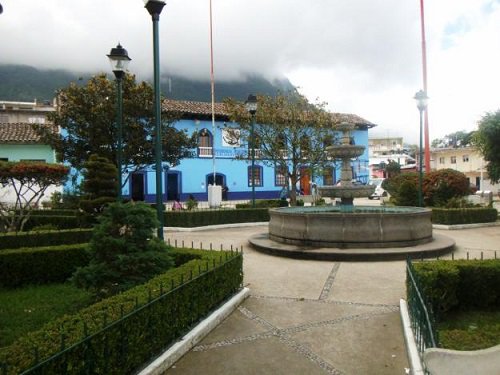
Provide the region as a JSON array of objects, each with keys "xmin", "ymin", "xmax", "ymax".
[{"xmin": 249, "ymin": 123, "xmax": 455, "ymax": 260}]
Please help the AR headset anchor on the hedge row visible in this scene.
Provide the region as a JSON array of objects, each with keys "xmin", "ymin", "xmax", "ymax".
[
  {"xmin": 431, "ymin": 207, "xmax": 498, "ymax": 225},
  {"xmin": 21, "ymin": 209, "xmax": 78, "ymax": 217},
  {"xmin": 0, "ymin": 229, "xmax": 93, "ymax": 250},
  {"xmin": 0, "ymin": 249, "xmax": 243, "ymax": 375},
  {"xmin": 0, "ymin": 244, "xmax": 90, "ymax": 287},
  {"xmin": 235, "ymin": 199, "xmax": 288, "ymax": 209},
  {"xmin": 22, "ymin": 215, "xmax": 91, "ymax": 231},
  {"xmin": 164, "ymin": 208, "xmax": 270, "ymax": 227},
  {"xmin": 412, "ymin": 259, "xmax": 500, "ymax": 319}
]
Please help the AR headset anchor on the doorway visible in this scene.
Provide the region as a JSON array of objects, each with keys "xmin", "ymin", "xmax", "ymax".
[
  {"xmin": 131, "ymin": 173, "xmax": 145, "ymax": 201},
  {"xmin": 166, "ymin": 172, "xmax": 180, "ymax": 201},
  {"xmin": 300, "ymin": 168, "xmax": 311, "ymax": 195}
]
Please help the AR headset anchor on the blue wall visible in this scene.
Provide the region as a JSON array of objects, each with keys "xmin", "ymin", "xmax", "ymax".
[{"xmin": 120, "ymin": 118, "xmax": 370, "ymax": 202}]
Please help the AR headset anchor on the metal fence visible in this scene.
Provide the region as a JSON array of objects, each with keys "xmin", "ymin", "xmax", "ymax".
[
  {"xmin": 1, "ymin": 251, "xmax": 243, "ymax": 375},
  {"xmin": 406, "ymin": 258, "xmax": 438, "ymax": 356}
]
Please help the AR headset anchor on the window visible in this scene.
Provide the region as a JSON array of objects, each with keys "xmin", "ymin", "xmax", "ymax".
[
  {"xmin": 275, "ymin": 166, "xmax": 287, "ymax": 186},
  {"xmin": 198, "ymin": 129, "xmax": 212, "ymax": 157},
  {"xmin": 463, "ymin": 155, "xmax": 469, "ymax": 162},
  {"xmin": 28, "ymin": 117, "xmax": 45, "ymax": 124},
  {"xmin": 439, "ymin": 157, "xmax": 445, "ymax": 164},
  {"xmin": 323, "ymin": 167, "xmax": 335, "ymax": 185},
  {"xmin": 451, "ymin": 156, "xmax": 457, "ymax": 164},
  {"xmin": 248, "ymin": 166, "xmax": 263, "ymax": 187}
]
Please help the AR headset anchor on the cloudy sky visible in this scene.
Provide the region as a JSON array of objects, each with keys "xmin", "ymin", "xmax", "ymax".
[{"xmin": 1, "ymin": 0, "xmax": 500, "ymax": 144}]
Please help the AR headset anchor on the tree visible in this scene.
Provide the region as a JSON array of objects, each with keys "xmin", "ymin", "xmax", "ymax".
[
  {"xmin": 224, "ymin": 92, "xmax": 337, "ymax": 204},
  {"xmin": 431, "ymin": 130, "xmax": 474, "ymax": 149},
  {"xmin": 72, "ymin": 202, "xmax": 173, "ymax": 298},
  {"xmin": 0, "ymin": 161, "xmax": 69, "ymax": 232},
  {"xmin": 473, "ymin": 110, "xmax": 500, "ymax": 184},
  {"xmin": 36, "ymin": 74, "xmax": 197, "ymax": 186},
  {"xmin": 79, "ymin": 155, "xmax": 118, "ymax": 215}
]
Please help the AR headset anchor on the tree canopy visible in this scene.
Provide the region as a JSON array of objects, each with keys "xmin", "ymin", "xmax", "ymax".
[
  {"xmin": 224, "ymin": 92, "xmax": 338, "ymax": 204},
  {"xmin": 431, "ymin": 130, "xmax": 474, "ymax": 149},
  {"xmin": 473, "ymin": 110, "xmax": 500, "ymax": 184},
  {"xmin": 0, "ymin": 161, "xmax": 69, "ymax": 231},
  {"xmin": 36, "ymin": 74, "xmax": 197, "ymax": 183}
]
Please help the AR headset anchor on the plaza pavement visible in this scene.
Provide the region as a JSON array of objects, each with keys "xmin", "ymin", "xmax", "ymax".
[{"xmin": 161, "ymin": 202, "xmax": 500, "ymax": 375}]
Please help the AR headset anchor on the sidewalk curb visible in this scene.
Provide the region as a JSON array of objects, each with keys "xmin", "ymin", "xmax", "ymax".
[
  {"xmin": 400, "ymin": 299, "xmax": 425, "ymax": 375},
  {"xmin": 138, "ymin": 287, "xmax": 250, "ymax": 375},
  {"xmin": 433, "ymin": 221, "xmax": 500, "ymax": 230},
  {"xmin": 165, "ymin": 222, "xmax": 268, "ymax": 232}
]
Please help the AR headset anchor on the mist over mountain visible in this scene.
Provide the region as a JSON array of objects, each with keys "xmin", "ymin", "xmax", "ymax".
[{"xmin": 0, "ymin": 64, "xmax": 295, "ymax": 103}]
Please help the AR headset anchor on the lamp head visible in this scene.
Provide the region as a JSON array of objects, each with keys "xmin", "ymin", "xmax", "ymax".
[
  {"xmin": 107, "ymin": 43, "xmax": 131, "ymax": 79},
  {"xmin": 414, "ymin": 90, "xmax": 429, "ymax": 111},
  {"xmin": 245, "ymin": 94, "xmax": 258, "ymax": 115}
]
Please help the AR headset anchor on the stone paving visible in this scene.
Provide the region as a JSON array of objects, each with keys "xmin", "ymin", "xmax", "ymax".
[{"xmin": 162, "ymin": 212, "xmax": 500, "ymax": 375}]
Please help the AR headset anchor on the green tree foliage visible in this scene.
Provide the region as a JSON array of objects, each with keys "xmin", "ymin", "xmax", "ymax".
[
  {"xmin": 35, "ymin": 74, "xmax": 196, "ymax": 183},
  {"xmin": 423, "ymin": 169, "xmax": 471, "ymax": 206},
  {"xmin": 224, "ymin": 92, "xmax": 337, "ymax": 204},
  {"xmin": 0, "ymin": 161, "xmax": 69, "ymax": 232},
  {"xmin": 431, "ymin": 130, "xmax": 474, "ymax": 148},
  {"xmin": 473, "ymin": 110, "xmax": 500, "ymax": 184},
  {"xmin": 72, "ymin": 202, "xmax": 173, "ymax": 298},
  {"xmin": 382, "ymin": 169, "xmax": 470, "ymax": 207},
  {"xmin": 79, "ymin": 155, "xmax": 118, "ymax": 215}
]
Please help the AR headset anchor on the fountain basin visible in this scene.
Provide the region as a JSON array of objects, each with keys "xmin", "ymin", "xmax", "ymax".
[
  {"xmin": 318, "ymin": 184, "xmax": 375, "ymax": 199},
  {"xmin": 269, "ymin": 206, "xmax": 432, "ymax": 249}
]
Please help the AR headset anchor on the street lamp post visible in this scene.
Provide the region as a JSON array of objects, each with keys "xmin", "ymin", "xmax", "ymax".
[
  {"xmin": 245, "ymin": 95, "xmax": 258, "ymax": 208},
  {"xmin": 143, "ymin": 0, "xmax": 166, "ymax": 239},
  {"xmin": 107, "ymin": 43, "xmax": 131, "ymax": 201},
  {"xmin": 414, "ymin": 90, "xmax": 429, "ymax": 207}
]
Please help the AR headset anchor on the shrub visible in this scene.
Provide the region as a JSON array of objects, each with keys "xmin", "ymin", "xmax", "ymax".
[
  {"xmin": 0, "ymin": 249, "xmax": 242, "ymax": 375},
  {"xmin": 396, "ymin": 180, "xmax": 419, "ymax": 206},
  {"xmin": 22, "ymin": 215, "xmax": 85, "ymax": 231},
  {"xmin": 72, "ymin": 202, "xmax": 174, "ymax": 298},
  {"xmin": 412, "ymin": 259, "xmax": 500, "ymax": 318},
  {"xmin": 165, "ymin": 208, "xmax": 270, "ymax": 227},
  {"xmin": 0, "ymin": 244, "xmax": 90, "ymax": 287},
  {"xmin": 432, "ymin": 207, "xmax": 498, "ymax": 225},
  {"xmin": 423, "ymin": 169, "xmax": 470, "ymax": 206},
  {"xmin": 0, "ymin": 229, "xmax": 93, "ymax": 250}
]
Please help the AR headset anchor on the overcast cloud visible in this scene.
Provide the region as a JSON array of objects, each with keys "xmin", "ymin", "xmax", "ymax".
[{"xmin": 1, "ymin": 0, "xmax": 500, "ymax": 144}]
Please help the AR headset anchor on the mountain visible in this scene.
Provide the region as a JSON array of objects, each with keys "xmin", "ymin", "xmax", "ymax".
[{"xmin": 0, "ymin": 64, "xmax": 294, "ymax": 103}]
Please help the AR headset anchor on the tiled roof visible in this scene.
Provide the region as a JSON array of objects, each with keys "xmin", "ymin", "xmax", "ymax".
[
  {"xmin": 162, "ymin": 99, "xmax": 376, "ymax": 128},
  {"xmin": 0, "ymin": 123, "xmax": 57, "ymax": 144},
  {"xmin": 163, "ymin": 99, "xmax": 229, "ymax": 117}
]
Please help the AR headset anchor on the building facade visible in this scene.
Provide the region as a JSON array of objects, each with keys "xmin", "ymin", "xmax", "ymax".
[
  {"xmin": 121, "ymin": 100, "xmax": 375, "ymax": 202},
  {"xmin": 0, "ymin": 100, "xmax": 60, "ymax": 204},
  {"xmin": 430, "ymin": 146, "xmax": 499, "ymax": 192}
]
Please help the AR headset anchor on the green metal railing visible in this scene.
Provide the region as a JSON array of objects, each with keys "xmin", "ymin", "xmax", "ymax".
[
  {"xmin": 406, "ymin": 258, "xmax": 438, "ymax": 356},
  {"xmin": 1, "ymin": 251, "xmax": 243, "ymax": 375}
]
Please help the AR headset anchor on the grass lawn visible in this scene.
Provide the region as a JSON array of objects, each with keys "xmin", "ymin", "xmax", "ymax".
[
  {"xmin": 438, "ymin": 310, "xmax": 500, "ymax": 350},
  {"xmin": 0, "ymin": 283, "xmax": 93, "ymax": 350}
]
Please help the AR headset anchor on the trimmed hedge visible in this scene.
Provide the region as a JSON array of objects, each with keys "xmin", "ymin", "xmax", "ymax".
[
  {"xmin": 23, "ymin": 209, "xmax": 78, "ymax": 217},
  {"xmin": 412, "ymin": 259, "xmax": 500, "ymax": 319},
  {"xmin": 165, "ymin": 208, "xmax": 270, "ymax": 227},
  {"xmin": 0, "ymin": 244, "xmax": 90, "ymax": 287},
  {"xmin": 22, "ymin": 215, "xmax": 88, "ymax": 231},
  {"xmin": 235, "ymin": 199, "xmax": 288, "ymax": 209},
  {"xmin": 0, "ymin": 229, "xmax": 93, "ymax": 250},
  {"xmin": 0, "ymin": 249, "xmax": 243, "ymax": 374},
  {"xmin": 431, "ymin": 207, "xmax": 498, "ymax": 225}
]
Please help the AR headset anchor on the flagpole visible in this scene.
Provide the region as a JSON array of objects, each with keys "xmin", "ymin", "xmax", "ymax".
[
  {"xmin": 209, "ymin": 0, "xmax": 216, "ymax": 184},
  {"xmin": 419, "ymin": 0, "xmax": 431, "ymax": 172}
]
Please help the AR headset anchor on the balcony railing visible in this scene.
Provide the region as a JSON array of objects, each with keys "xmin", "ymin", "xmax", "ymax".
[{"xmin": 198, "ymin": 147, "xmax": 213, "ymax": 157}]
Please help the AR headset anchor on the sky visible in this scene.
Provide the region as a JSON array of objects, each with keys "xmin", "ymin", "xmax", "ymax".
[{"xmin": 1, "ymin": 0, "xmax": 500, "ymax": 144}]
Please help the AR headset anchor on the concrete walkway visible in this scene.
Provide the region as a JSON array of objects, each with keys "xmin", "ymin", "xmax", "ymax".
[{"xmin": 162, "ymin": 224, "xmax": 500, "ymax": 375}]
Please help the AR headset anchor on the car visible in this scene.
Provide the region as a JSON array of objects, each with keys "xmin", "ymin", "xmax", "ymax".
[{"xmin": 368, "ymin": 179, "xmax": 388, "ymax": 200}]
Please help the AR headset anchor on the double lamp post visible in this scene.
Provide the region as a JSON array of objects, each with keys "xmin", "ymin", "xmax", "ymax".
[{"xmin": 245, "ymin": 94, "xmax": 258, "ymax": 208}]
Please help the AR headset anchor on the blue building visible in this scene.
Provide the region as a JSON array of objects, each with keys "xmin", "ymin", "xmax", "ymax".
[{"xmin": 121, "ymin": 99, "xmax": 376, "ymax": 203}]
